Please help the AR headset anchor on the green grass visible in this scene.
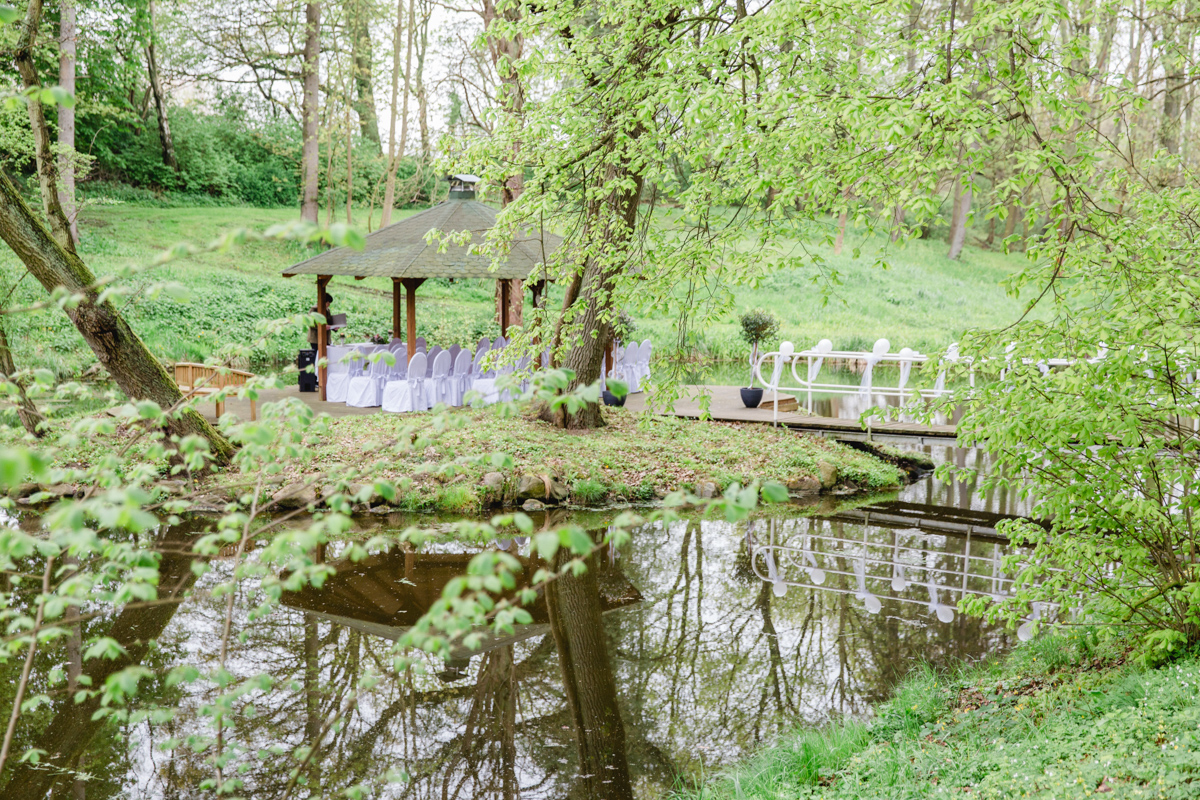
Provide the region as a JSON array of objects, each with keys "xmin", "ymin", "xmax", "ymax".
[
  {"xmin": 0, "ymin": 199, "xmax": 1034, "ymax": 382},
  {"xmin": 684, "ymin": 634, "xmax": 1200, "ymax": 800}
]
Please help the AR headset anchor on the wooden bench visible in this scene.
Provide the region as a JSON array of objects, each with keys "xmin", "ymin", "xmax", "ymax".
[{"xmin": 173, "ymin": 362, "xmax": 256, "ymax": 421}]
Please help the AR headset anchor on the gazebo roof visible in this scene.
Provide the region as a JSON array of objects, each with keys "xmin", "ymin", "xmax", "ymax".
[{"xmin": 283, "ymin": 199, "xmax": 562, "ymax": 280}]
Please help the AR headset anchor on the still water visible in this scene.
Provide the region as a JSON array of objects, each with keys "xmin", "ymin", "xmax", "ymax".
[{"xmin": 45, "ymin": 447, "xmax": 1021, "ymax": 799}]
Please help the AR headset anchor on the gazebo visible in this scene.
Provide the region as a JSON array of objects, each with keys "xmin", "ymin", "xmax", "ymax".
[{"xmin": 283, "ymin": 176, "xmax": 561, "ymax": 400}]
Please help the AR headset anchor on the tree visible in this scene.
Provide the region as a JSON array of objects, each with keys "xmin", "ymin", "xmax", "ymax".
[
  {"xmin": 380, "ymin": 0, "xmax": 414, "ymax": 227},
  {"xmin": 0, "ymin": 171, "xmax": 234, "ymax": 463},
  {"xmin": 58, "ymin": 0, "xmax": 80, "ymax": 247},
  {"xmin": 300, "ymin": 0, "xmax": 321, "ymax": 223},
  {"xmin": 144, "ymin": 0, "xmax": 179, "ymax": 171},
  {"xmin": 12, "ymin": 0, "xmax": 76, "ymax": 254},
  {"xmin": 350, "ymin": 0, "xmax": 380, "ymax": 147}
]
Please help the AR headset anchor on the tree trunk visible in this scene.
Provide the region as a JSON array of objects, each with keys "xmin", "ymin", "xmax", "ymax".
[
  {"xmin": 304, "ymin": 613, "xmax": 323, "ymax": 788},
  {"xmin": 833, "ymin": 206, "xmax": 848, "ymax": 255},
  {"xmin": 482, "ymin": 0, "xmax": 525, "ymax": 205},
  {"xmin": 545, "ymin": 550, "xmax": 635, "ymax": 800},
  {"xmin": 1, "ymin": 524, "xmax": 203, "ymax": 800},
  {"xmin": 13, "ymin": 0, "xmax": 76, "ymax": 254},
  {"xmin": 0, "ymin": 316, "xmax": 46, "ymax": 437},
  {"xmin": 947, "ymin": 174, "xmax": 971, "ymax": 259},
  {"xmin": 144, "ymin": 0, "xmax": 178, "ymax": 172},
  {"xmin": 350, "ymin": 0, "xmax": 380, "ymax": 147},
  {"xmin": 550, "ymin": 165, "xmax": 644, "ymax": 430},
  {"xmin": 414, "ymin": 0, "xmax": 431, "ymax": 162},
  {"xmin": 58, "ymin": 0, "xmax": 80, "ymax": 248},
  {"xmin": 0, "ymin": 172, "xmax": 234, "ymax": 463},
  {"xmin": 380, "ymin": 0, "xmax": 414, "ymax": 227},
  {"xmin": 1160, "ymin": 17, "xmax": 1184, "ymax": 157},
  {"xmin": 301, "ymin": 1, "xmax": 322, "ymax": 223}
]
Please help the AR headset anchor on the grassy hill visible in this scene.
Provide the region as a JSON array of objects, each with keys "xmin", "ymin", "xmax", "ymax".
[{"xmin": 0, "ymin": 199, "xmax": 1038, "ymax": 379}]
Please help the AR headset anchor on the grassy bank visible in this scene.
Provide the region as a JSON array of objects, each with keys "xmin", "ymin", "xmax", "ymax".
[
  {"xmin": 0, "ymin": 201, "xmax": 1033, "ymax": 380},
  {"xmin": 5, "ymin": 400, "xmax": 905, "ymax": 512},
  {"xmin": 685, "ymin": 635, "xmax": 1200, "ymax": 800}
]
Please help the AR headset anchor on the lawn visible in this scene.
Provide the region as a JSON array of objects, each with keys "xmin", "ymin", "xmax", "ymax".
[
  {"xmin": 0, "ymin": 198, "xmax": 1037, "ymax": 381},
  {"xmin": 683, "ymin": 634, "xmax": 1200, "ymax": 800}
]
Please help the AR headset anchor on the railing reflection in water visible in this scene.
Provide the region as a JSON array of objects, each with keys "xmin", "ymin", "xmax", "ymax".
[{"xmin": 747, "ymin": 516, "xmax": 1045, "ymax": 638}]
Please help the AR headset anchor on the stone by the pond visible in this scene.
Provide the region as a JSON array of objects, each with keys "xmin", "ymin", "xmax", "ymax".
[
  {"xmin": 8, "ymin": 483, "xmax": 39, "ymax": 499},
  {"xmin": 787, "ymin": 476, "xmax": 821, "ymax": 495},
  {"xmin": 522, "ymin": 498, "xmax": 546, "ymax": 512},
  {"xmin": 273, "ymin": 482, "xmax": 318, "ymax": 509},
  {"xmin": 817, "ymin": 461, "xmax": 839, "ymax": 489},
  {"xmin": 698, "ymin": 481, "xmax": 717, "ymax": 499},
  {"xmin": 482, "ymin": 472, "xmax": 505, "ymax": 491},
  {"xmin": 516, "ymin": 475, "xmax": 570, "ymax": 504}
]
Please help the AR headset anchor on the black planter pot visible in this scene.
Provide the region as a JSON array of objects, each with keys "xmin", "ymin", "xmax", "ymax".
[
  {"xmin": 602, "ymin": 390, "xmax": 627, "ymax": 407},
  {"xmin": 740, "ymin": 387, "xmax": 764, "ymax": 408}
]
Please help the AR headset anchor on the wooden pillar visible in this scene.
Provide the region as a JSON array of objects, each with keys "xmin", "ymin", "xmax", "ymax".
[
  {"xmin": 317, "ymin": 275, "xmax": 330, "ymax": 401},
  {"xmin": 391, "ymin": 278, "xmax": 402, "ymax": 341},
  {"xmin": 402, "ymin": 278, "xmax": 425, "ymax": 363},
  {"xmin": 499, "ymin": 280, "xmax": 512, "ymax": 336}
]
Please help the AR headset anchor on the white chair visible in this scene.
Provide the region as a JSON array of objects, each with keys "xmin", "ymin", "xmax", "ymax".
[
  {"xmin": 426, "ymin": 345, "xmax": 443, "ymax": 374},
  {"xmin": 415, "ymin": 336, "xmax": 427, "ymax": 353},
  {"xmin": 347, "ymin": 353, "xmax": 390, "ymax": 408},
  {"xmin": 325, "ymin": 343, "xmax": 366, "ymax": 403},
  {"xmin": 621, "ymin": 343, "xmax": 641, "ymax": 393},
  {"xmin": 470, "ymin": 346, "xmax": 501, "ymax": 405},
  {"xmin": 448, "ymin": 344, "xmax": 462, "ymax": 365},
  {"xmin": 476, "ymin": 337, "xmax": 490, "ymax": 353},
  {"xmin": 382, "ymin": 351, "xmax": 429, "ymax": 413},
  {"xmin": 492, "ymin": 336, "xmax": 506, "ymax": 353},
  {"xmin": 637, "ymin": 339, "xmax": 653, "ymax": 387},
  {"xmin": 450, "ymin": 350, "xmax": 473, "ymax": 406},
  {"xmin": 429, "ymin": 350, "xmax": 452, "ymax": 406}
]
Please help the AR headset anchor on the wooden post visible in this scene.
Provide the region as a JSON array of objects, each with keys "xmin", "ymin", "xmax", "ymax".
[
  {"xmin": 510, "ymin": 278, "xmax": 523, "ymax": 329},
  {"xmin": 391, "ymin": 277, "xmax": 402, "ymax": 341},
  {"xmin": 402, "ymin": 278, "xmax": 425, "ymax": 363},
  {"xmin": 499, "ymin": 279, "xmax": 512, "ymax": 336},
  {"xmin": 317, "ymin": 275, "xmax": 330, "ymax": 401}
]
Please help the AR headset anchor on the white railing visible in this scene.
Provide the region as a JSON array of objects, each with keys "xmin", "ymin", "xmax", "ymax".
[{"xmin": 753, "ymin": 338, "xmax": 973, "ymax": 425}]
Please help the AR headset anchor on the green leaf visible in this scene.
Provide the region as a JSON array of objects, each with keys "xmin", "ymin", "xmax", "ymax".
[{"xmin": 0, "ymin": 6, "xmax": 21, "ymax": 24}]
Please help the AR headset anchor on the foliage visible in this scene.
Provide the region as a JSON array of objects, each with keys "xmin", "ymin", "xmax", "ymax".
[
  {"xmin": 738, "ymin": 309, "xmax": 780, "ymax": 349},
  {"xmin": 687, "ymin": 633, "xmax": 1200, "ymax": 800}
]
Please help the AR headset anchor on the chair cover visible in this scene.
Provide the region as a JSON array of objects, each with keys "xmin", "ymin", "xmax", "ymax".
[
  {"xmin": 426, "ymin": 346, "xmax": 443, "ymax": 375},
  {"xmin": 428, "ymin": 350, "xmax": 452, "ymax": 406},
  {"xmin": 477, "ymin": 337, "xmax": 490, "ymax": 353},
  {"xmin": 621, "ymin": 343, "xmax": 642, "ymax": 393},
  {"xmin": 347, "ymin": 354, "xmax": 390, "ymax": 407},
  {"xmin": 327, "ymin": 344, "xmax": 370, "ymax": 403},
  {"xmin": 450, "ymin": 350, "xmax": 473, "ymax": 406},
  {"xmin": 448, "ymin": 344, "xmax": 462, "ymax": 365},
  {"xmin": 382, "ymin": 351, "xmax": 429, "ymax": 413},
  {"xmin": 415, "ymin": 336, "xmax": 427, "ymax": 353}
]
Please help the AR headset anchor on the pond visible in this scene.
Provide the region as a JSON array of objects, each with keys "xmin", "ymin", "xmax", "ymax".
[{"xmin": 6, "ymin": 448, "xmax": 1031, "ymax": 800}]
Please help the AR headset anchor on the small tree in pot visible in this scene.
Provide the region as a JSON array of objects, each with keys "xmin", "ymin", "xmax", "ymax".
[{"xmin": 739, "ymin": 309, "xmax": 780, "ymax": 407}]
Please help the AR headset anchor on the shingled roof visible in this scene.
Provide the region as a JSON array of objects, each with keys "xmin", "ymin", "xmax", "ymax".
[{"xmin": 283, "ymin": 199, "xmax": 562, "ymax": 280}]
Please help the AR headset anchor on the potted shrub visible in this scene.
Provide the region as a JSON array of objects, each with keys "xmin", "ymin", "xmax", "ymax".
[{"xmin": 739, "ymin": 308, "xmax": 780, "ymax": 408}]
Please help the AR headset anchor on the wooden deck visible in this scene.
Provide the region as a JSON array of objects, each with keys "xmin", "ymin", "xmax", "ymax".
[
  {"xmin": 626, "ymin": 385, "xmax": 958, "ymax": 445},
  {"xmin": 198, "ymin": 382, "xmax": 957, "ymax": 444}
]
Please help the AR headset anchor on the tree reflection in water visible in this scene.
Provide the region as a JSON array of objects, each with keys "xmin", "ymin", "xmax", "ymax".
[{"xmin": 2, "ymin": 498, "xmax": 1013, "ymax": 799}]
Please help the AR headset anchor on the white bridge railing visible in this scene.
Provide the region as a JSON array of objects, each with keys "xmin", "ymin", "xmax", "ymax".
[{"xmin": 752, "ymin": 338, "xmax": 972, "ymax": 425}]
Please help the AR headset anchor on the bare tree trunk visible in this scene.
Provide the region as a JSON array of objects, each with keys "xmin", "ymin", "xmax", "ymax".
[
  {"xmin": 304, "ymin": 614, "xmax": 323, "ymax": 789},
  {"xmin": 301, "ymin": 1, "xmax": 322, "ymax": 223},
  {"xmin": 350, "ymin": 0, "xmax": 380, "ymax": 147},
  {"xmin": 345, "ymin": 94, "xmax": 354, "ymax": 224},
  {"xmin": 58, "ymin": 0, "xmax": 80, "ymax": 248},
  {"xmin": 144, "ymin": 0, "xmax": 178, "ymax": 172},
  {"xmin": 833, "ymin": 206, "xmax": 848, "ymax": 256},
  {"xmin": 13, "ymin": 0, "xmax": 76, "ymax": 254},
  {"xmin": 381, "ymin": 0, "xmax": 414, "ymax": 227},
  {"xmin": 482, "ymin": 0, "xmax": 525, "ymax": 205},
  {"xmin": 414, "ymin": 0, "xmax": 431, "ymax": 162},
  {"xmin": 0, "ymin": 316, "xmax": 46, "ymax": 437},
  {"xmin": 947, "ymin": 174, "xmax": 972, "ymax": 259},
  {"xmin": 545, "ymin": 550, "xmax": 635, "ymax": 800},
  {"xmin": 0, "ymin": 173, "xmax": 234, "ymax": 462}
]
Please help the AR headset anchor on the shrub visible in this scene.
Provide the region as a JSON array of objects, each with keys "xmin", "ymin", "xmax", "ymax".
[
  {"xmin": 739, "ymin": 308, "xmax": 780, "ymax": 387},
  {"xmin": 572, "ymin": 478, "xmax": 608, "ymax": 505}
]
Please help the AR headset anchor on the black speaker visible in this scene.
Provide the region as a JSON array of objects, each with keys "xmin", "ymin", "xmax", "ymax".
[{"xmin": 297, "ymin": 349, "xmax": 318, "ymax": 392}]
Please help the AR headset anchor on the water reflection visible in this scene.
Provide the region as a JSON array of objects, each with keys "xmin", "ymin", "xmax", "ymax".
[{"xmin": 2, "ymin": 450, "xmax": 1024, "ymax": 799}]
